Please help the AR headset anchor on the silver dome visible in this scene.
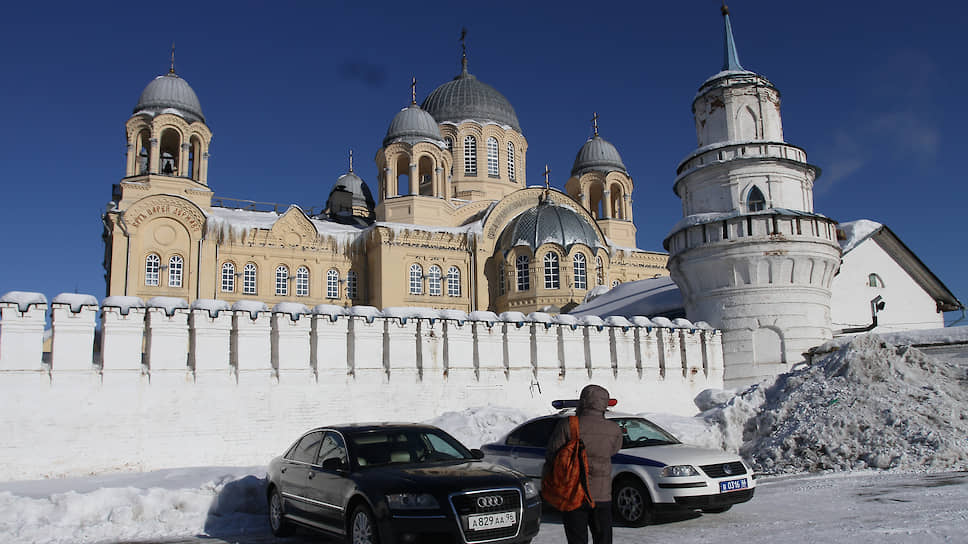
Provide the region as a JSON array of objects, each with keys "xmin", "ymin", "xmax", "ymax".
[
  {"xmin": 329, "ymin": 171, "xmax": 375, "ymax": 210},
  {"xmin": 499, "ymin": 197, "xmax": 604, "ymax": 254},
  {"xmin": 421, "ymin": 68, "xmax": 520, "ymax": 132},
  {"xmin": 383, "ymin": 104, "xmax": 444, "ymax": 147},
  {"xmin": 134, "ymin": 73, "xmax": 205, "ymax": 123},
  {"xmin": 571, "ymin": 135, "xmax": 627, "ymax": 177}
]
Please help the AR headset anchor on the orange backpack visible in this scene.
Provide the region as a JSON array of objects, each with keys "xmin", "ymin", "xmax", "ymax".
[{"xmin": 541, "ymin": 416, "xmax": 594, "ymax": 511}]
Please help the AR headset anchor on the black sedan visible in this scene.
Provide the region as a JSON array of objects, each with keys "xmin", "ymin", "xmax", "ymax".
[{"xmin": 267, "ymin": 423, "xmax": 541, "ymax": 544}]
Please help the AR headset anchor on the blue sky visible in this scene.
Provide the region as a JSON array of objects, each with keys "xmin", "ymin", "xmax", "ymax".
[{"xmin": 1, "ymin": 1, "xmax": 965, "ymax": 322}]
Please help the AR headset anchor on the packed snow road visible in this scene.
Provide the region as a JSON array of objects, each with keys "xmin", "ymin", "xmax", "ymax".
[{"xmin": 147, "ymin": 471, "xmax": 968, "ymax": 544}]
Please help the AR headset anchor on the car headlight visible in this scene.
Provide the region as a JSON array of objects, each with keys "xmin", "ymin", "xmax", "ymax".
[
  {"xmin": 386, "ymin": 493, "xmax": 440, "ymax": 510},
  {"xmin": 660, "ymin": 465, "xmax": 699, "ymax": 478},
  {"xmin": 522, "ymin": 479, "xmax": 539, "ymax": 500}
]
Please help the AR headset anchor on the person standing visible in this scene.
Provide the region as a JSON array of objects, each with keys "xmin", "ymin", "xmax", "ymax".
[{"xmin": 545, "ymin": 384, "xmax": 624, "ymax": 544}]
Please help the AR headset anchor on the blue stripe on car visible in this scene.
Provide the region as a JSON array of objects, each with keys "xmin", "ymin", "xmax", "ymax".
[{"xmin": 612, "ymin": 453, "xmax": 665, "ymax": 468}]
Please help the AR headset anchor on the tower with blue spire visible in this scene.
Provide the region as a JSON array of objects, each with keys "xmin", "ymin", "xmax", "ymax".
[{"xmin": 664, "ymin": 4, "xmax": 842, "ymax": 387}]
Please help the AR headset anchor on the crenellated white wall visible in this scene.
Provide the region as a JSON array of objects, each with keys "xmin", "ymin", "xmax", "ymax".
[{"xmin": 0, "ymin": 293, "xmax": 724, "ymax": 481}]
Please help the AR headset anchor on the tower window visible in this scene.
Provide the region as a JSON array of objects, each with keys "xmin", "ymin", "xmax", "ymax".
[
  {"xmin": 544, "ymin": 252, "xmax": 560, "ymax": 289},
  {"xmin": 168, "ymin": 255, "xmax": 183, "ymax": 288},
  {"xmin": 487, "ymin": 137, "xmax": 499, "ymax": 177},
  {"xmin": 868, "ymin": 273, "xmax": 885, "ymax": 288},
  {"xmin": 145, "ymin": 254, "xmax": 160, "ymax": 287},
  {"xmin": 295, "ymin": 266, "xmax": 310, "ymax": 297},
  {"xmin": 409, "ymin": 264, "xmax": 423, "ymax": 295},
  {"xmin": 507, "ymin": 142, "xmax": 516, "ymax": 182},
  {"xmin": 516, "ymin": 255, "xmax": 530, "ymax": 292},
  {"xmin": 447, "ymin": 266, "xmax": 461, "ymax": 297},
  {"xmin": 596, "ymin": 256, "xmax": 605, "ymax": 286},
  {"xmin": 464, "ymin": 135, "xmax": 477, "ymax": 176},
  {"xmin": 574, "ymin": 253, "xmax": 587, "ymax": 290},
  {"xmin": 346, "ymin": 270, "xmax": 358, "ymax": 300},
  {"xmin": 221, "ymin": 262, "xmax": 235, "ymax": 293},
  {"xmin": 243, "ymin": 263, "xmax": 257, "ymax": 294},
  {"xmin": 748, "ymin": 186, "xmax": 766, "ymax": 212},
  {"xmin": 498, "ymin": 262, "xmax": 506, "ymax": 296},
  {"xmin": 428, "ymin": 265, "xmax": 442, "ymax": 296},
  {"xmin": 275, "ymin": 265, "xmax": 289, "ymax": 296},
  {"xmin": 327, "ymin": 269, "xmax": 339, "ymax": 299}
]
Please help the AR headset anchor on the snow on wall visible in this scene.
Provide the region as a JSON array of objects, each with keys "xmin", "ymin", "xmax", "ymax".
[{"xmin": 0, "ymin": 293, "xmax": 724, "ymax": 480}]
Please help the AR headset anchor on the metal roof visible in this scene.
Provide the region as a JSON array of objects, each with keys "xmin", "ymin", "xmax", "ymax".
[
  {"xmin": 571, "ymin": 135, "xmax": 628, "ymax": 177},
  {"xmin": 498, "ymin": 196, "xmax": 604, "ymax": 254},
  {"xmin": 133, "ymin": 73, "xmax": 205, "ymax": 123},
  {"xmin": 421, "ymin": 68, "xmax": 521, "ymax": 132},
  {"xmin": 383, "ymin": 104, "xmax": 444, "ymax": 147}
]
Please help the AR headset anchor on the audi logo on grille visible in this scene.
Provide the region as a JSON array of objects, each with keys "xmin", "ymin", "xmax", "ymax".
[
  {"xmin": 477, "ymin": 495, "xmax": 505, "ymax": 508},
  {"xmin": 722, "ymin": 464, "xmax": 733, "ymax": 475}
]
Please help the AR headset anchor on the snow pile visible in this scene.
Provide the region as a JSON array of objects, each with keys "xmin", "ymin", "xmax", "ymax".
[
  {"xmin": 426, "ymin": 406, "xmax": 533, "ymax": 449},
  {"xmin": 720, "ymin": 334, "xmax": 968, "ymax": 473}
]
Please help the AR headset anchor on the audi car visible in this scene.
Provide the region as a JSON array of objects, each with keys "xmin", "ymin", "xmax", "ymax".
[
  {"xmin": 480, "ymin": 405, "xmax": 755, "ymax": 526},
  {"xmin": 267, "ymin": 423, "xmax": 541, "ymax": 544}
]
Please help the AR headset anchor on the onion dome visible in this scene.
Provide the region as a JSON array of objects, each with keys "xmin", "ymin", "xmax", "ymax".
[
  {"xmin": 498, "ymin": 197, "xmax": 604, "ymax": 254},
  {"xmin": 571, "ymin": 135, "xmax": 628, "ymax": 177},
  {"xmin": 383, "ymin": 104, "xmax": 445, "ymax": 147},
  {"xmin": 329, "ymin": 171, "xmax": 375, "ymax": 211},
  {"xmin": 133, "ymin": 72, "xmax": 205, "ymax": 123},
  {"xmin": 421, "ymin": 61, "xmax": 521, "ymax": 132}
]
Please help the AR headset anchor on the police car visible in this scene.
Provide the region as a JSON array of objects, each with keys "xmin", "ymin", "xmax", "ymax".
[{"xmin": 480, "ymin": 400, "xmax": 755, "ymax": 526}]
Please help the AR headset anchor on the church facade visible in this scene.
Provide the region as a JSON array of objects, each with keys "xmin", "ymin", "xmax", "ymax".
[{"xmin": 102, "ymin": 51, "xmax": 667, "ymax": 315}]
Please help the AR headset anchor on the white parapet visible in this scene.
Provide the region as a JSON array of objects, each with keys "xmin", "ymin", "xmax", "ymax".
[
  {"xmin": 474, "ymin": 320, "xmax": 505, "ymax": 382},
  {"xmin": 503, "ymin": 319, "xmax": 532, "ymax": 381},
  {"xmin": 656, "ymin": 327, "xmax": 682, "ymax": 381},
  {"xmin": 703, "ymin": 329, "xmax": 724, "ymax": 376},
  {"xmin": 680, "ymin": 328, "xmax": 706, "ymax": 384},
  {"xmin": 271, "ymin": 308, "xmax": 312, "ymax": 378},
  {"xmin": 50, "ymin": 294, "xmax": 99, "ymax": 372},
  {"xmin": 609, "ymin": 324, "xmax": 637, "ymax": 383},
  {"xmin": 101, "ymin": 305, "xmax": 146, "ymax": 377},
  {"xmin": 348, "ymin": 314, "xmax": 385, "ymax": 383},
  {"xmin": 584, "ymin": 321, "xmax": 611, "ymax": 378},
  {"xmin": 532, "ymin": 321, "xmax": 560, "ymax": 385},
  {"xmin": 145, "ymin": 306, "xmax": 190, "ymax": 382},
  {"xmin": 312, "ymin": 313, "xmax": 349, "ymax": 380},
  {"xmin": 418, "ymin": 318, "xmax": 443, "ymax": 379},
  {"xmin": 385, "ymin": 317, "xmax": 419, "ymax": 383},
  {"xmin": 188, "ymin": 305, "xmax": 233, "ymax": 383},
  {"xmin": 232, "ymin": 309, "xmax": 272, "ymax": 383},
  {"xmin": 0, "ymin": 294, "xmax": 47, "ymax": 372},
  {"xmin": 443, "ymin": 319, "xmax": 474, "ymax": 380},
  {"xmin": 634, "ymin": 325, "xmax": 662, "ymax": 381}
]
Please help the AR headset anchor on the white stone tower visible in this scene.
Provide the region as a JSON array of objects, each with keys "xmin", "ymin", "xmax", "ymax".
[{"xmin": 664, "ymin": 5, "xmax": 842, "ymax": 387}]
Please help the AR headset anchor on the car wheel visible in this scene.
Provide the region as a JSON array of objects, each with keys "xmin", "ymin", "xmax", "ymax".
[
  {"xmin": 268, "ymin": 486, "xmax": 292, "ymax": 537},
  {"xmin": 612, "ymin": 477, "xmax": 653, "ymax": 527},
  {"xmin": 702, "ymin": 505, "xmax": 732, "ymax": 513},
  {"xmin": 349, "ymin": 504, "xmax": 380, "ymax": 544}
]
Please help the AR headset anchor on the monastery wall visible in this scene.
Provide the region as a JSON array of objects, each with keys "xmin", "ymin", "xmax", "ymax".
[{"xmin": 0, "ymin": 294, "xmax": 723, "ymax": 480}]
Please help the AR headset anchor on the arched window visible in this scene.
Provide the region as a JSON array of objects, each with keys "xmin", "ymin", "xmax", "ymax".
[
  {"xmin": 544, "ymin": 252, "xmax": 560, "ymax": 289},
  {"xmin": 159, "ymin": 129, "xmax": 181, "ymax": 176},
  {"xmin": 498, "ymin": 262, "xmax": 506, "ymax": 296},
  {"xmin": 145, "ymin": 254, "xmax": 160, "ymax": 286},
  {"xmin": 221, "ymin": 262, "xmax": 235, "ymax": 292},
  {"xmin": 189, "ymin": 136, "xmax": 202, "ymax": 180},
  {"xmin": 444, "ymin": 137, "xmax": 453, "ymax": 152},
  {"xmin": 596, "ymin": 256, "xmax": 605, "ymax": 286},
  {"xmin": 409, "ymin": 264, "xmax": 423, "ymax": 295},
  {"xmin": 516, "ymin": 255, "xmax": 530, "ymax": 292},
  {"xmin": 447, "ymin": 266, "xmax": 461, "ymax": 297},
  {"xmin": 346, "ymin": 270, "xmax": 358, "ymax": 300},
  {"xmin": 507, "ymin": 142, "xmax": 516, "ymax": 182},
  {"xmin": 327, "ymin": 269, "xmax": 340, "ymax": 299},
  {"xmin": 573, "ymin": 253, "xmax": 587, "ymax": 290},
  {"xmin": 243, "ymin": 263, "xmax": 257, "ymax": 294},
  {"xmin": 486, "ymin": 137, "xmax": 499, "ymax": 177},
  {"xmin": 295, "ymin": 266, "xmax": 310, "ymax": 297},
  {"xmin": 168, "ymin": 255, "xmax": 183, "ymax": 288},
  {"xmin": 137, "ymin": 130, "xmax": 150, "ymax": 174},
  {"xmin": 275, "ymin": 265, "xmax": 289, "ymax": 296},
  {"xmin": 748, "ymin": 186, "xmax": 766, "ymax": 212},
  {"xmin": 428, "ymin": 265, "xmax": 442, "ymax": 296},
  {"xmin": 464, "ymin": 135, "xmax": 477, "ymax": 176},
  {"xmin": 868, "ymin": 273, "xmax": 885, "ymax": 288}
]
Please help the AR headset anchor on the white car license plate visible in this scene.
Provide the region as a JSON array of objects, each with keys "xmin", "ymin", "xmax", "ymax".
[
  {"xmin": 467, "ymin": 511, "xmax": 516, "ymax": 531},
  {"xmin": 720, "ymin": 478, "xmax": 748, "ymax": 492}
]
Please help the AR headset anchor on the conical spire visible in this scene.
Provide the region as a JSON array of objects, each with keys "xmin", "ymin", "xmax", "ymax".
[{"xmin": 721, "ymin": 3, "xmax": 744, "ymax": 72}]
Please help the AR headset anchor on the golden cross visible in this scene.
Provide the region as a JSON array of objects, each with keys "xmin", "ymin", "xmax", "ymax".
[
  {"xmin": 543, "ymin": 165, "xmax": 551, "ymax": 190},
  {"xmin": 721, "ymin": 1, "xmax": 729, "ymax": 15},
  {"xmin": 591, "ymin": 112, "xmax": 599, "ymax": 136},
  {"xmin": 410, "ymin": 77, "xmax": 417, "ymax": 104},
  {"xmin": 460, "ymin": 27, "xmax": 467, "ymax": 56}
]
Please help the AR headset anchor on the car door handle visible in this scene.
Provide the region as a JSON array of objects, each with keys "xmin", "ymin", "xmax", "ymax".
[
  {"xmin": 308, "ymin": 471, "xmax": 315, "ymax": 479},
  {"xmin": 280, "ymin": 467, "xmax": 287, "ymax": 474}
]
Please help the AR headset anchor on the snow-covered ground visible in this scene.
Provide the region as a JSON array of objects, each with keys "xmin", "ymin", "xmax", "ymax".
[{"xmin": 1, "ymin": 334, "xmax": 966, "ymax": 543}]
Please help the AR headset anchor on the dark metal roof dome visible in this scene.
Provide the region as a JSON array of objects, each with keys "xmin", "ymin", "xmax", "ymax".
[
  {"xmin": 498, "ymin": 196, "xmax": 604, "ymax": 254},
  {"xmin": 134, "ymin": 72, "xmax": 205, "ymax": 123},
  {"xmin": 329, "ymin": 171, "xmax": 375, "ymax": 210},
  {"xmin": 571, "ymin": 135, "xmax": 627, "ymax": 177},
  {"xmin": 383, "ymin": 104, "xmax": 444, "ymax": 147},
  {"xmin": 421, "ymin": 63, "xmax": 521, "ymax": 132}
]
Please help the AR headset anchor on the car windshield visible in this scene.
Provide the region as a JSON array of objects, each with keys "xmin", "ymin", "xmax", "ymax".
[
  {"xmin": 611, "ymin": 417, "xmax": 680, "ymax": 448},
  {"xmin": 347, "ymin": 428, "xmax": 474, "ymax": 468}
]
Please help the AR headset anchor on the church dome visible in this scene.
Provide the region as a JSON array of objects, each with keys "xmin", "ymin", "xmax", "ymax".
[
  {"xmin": 330, "ymin": 171, "xmax": 375, "ymax": 210},
  {"xmin": 571, "ymin": 135, "xmax": 627, "ymax": 177},
  {"xmin": 421, "ymin": 67, "xmax": 521, "ymax": 132},
  {"xmin": 499, "ymin": 197, "xmax": 604, "ymax": 254},
  {"xmin": 134, "ymin": 72, "xmax": 205, "ymax": 123},
  {"xmin": 383, "ymin": 104, "xmax": 444, "ymax": 147}
]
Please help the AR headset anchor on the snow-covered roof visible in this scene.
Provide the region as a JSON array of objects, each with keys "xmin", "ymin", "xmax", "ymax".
[
  {"xmin": 837, "ymin": 219, "xmax": 883, "ymax": 254},
  {"xmin": 101, "ymin": 296, "xmax": 145, "ymax": 315},
  {"xmin": 570, "ymin": 275, "xmax": 685, "ymax": 320},
  {"xmin": 0, "ymin": 291, "xmax": 47, "ymax": 311},
  {"xmin": 145, "ymin": 297, "xmax": 189, "ymax": 316},
  {"xmin": 51, "ymin": 293, "xmax": 99, "ymax": 312},
  {"xmin": 231, "ymin": 300, "xmax": 269, "ymax": 319},
  {"xmin": 190, "ymin": 299, "xmax": 231, "ymax": 318}
]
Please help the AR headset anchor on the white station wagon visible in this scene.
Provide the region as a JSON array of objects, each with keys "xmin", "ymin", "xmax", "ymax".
[{"xmin": 480, "ymin": 402, "xmax": 755, "ymax": 526}]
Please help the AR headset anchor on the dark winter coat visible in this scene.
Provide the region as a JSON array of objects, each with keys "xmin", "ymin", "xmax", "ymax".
[{"xmin": 545, "ymin": 385, "xmax": 623, "ymax": 503}]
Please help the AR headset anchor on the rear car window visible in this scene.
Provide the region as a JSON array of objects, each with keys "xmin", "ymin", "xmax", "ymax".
[{"xmin": 506, "ymin": 418, "xmax": 559, "ymax": 448}]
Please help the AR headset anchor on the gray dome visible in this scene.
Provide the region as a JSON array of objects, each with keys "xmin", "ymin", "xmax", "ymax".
[
  {"xmin": 330, "ymin": 171, "xmax": 375, "ymax": 210},
  {"xmin": 499, "ymin": 197, "xmax": 604, "ymax": 254},
  {"xmin": 134, "ymin": 73, "xmax": 205, "ymax": 123},
  {"xmin": 421, "ymin": 68, "xmax": 521, "ymax": 132},
  {"xmin": 383, "ymin": 104, "xmax": 444, "ymax": 147},
  {"xmin": 571, "ymin": 135, "xmax": 627, "ymax": 177}
]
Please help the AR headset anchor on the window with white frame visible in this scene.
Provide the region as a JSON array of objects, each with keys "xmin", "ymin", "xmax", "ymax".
[
  {"xmin": 168, "ymin": 255, "xmax": 183, "ymax": 288},
  {"xmin": 295, "ymin": 266, "xmax": 310, "ymax": 297},
  {"xmin": 275, "ymin": 265, "xmax": 289, "ymax": 296},
  {"xmin": 486, "ymin": 137, "xmax": 499, "ymax": 177},
  {"xmin": 428, "ymin": 265, "xmax": 442, "ymax": 296},
  {"xmin": 596, "ymin": 256, "xmax": 605, "ymax": 286},
  {"xmin": 573, "ymin": 253, "xmax": 587, "ymax": 290},
  {"xmin": 868, "ymin": 273, "xmax": 884, "ymax": 288},
  {"xmin": 507, "ymin": 142, "xmax": 515, "ymax": 181},
  {"xmin": 243, "ymin": 263, "xmax": 257, "ymax": 294},
  {"xmin": 748, "ymin": 186, "xmax": 766, "ymax": 212},
  {"xmin": 464, "ymin": 135, "xmax": 477, "ymax": 175},
  {"xmin": 327, "ymin": 269, "xmax": 339, "ymax": 299},
  {"xmin": 516, "ymin": 255, "xmax": 530, "ymax": 292},
  {"xmin": 498, "ymin": 262, "xmax": 506, "ymax": 296},
  {"xmin": 447, "ymin": 266, "xmax": 461, "ymax": 297},
  {"xmin": 346, "ymin": 270, "xmax": 358, "ymax": 300},
  {"xmin": 145, "ymin": 254, "xmax": 160, "ymax": 286},
  {"xmin": 221, "ymin": 262, "xmax": 235, "ymax": 292},
  {"xmin": 544, "ymin": 252, "xmax": 560, "ymax": 289},
  {"xmin": 409, "ymin": 264, "xmax": 423, "ymax": 295}
]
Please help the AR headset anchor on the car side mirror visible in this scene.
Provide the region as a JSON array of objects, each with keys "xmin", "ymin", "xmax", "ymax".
[
  {"xmin": 470, "ymin": 449, "xmax": 485, "ymax": 459},
  {"xmin": 321, "ymin": 457, "xmax": 344, "ymax": 471}
]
